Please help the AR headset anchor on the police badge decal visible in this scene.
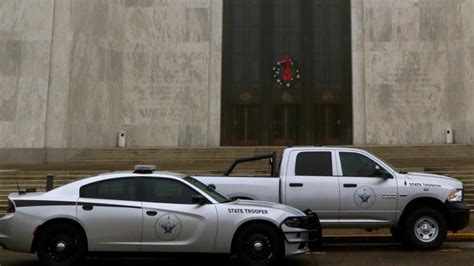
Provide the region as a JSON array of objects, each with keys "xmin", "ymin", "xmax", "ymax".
[
  {"xmin": 155, "ymin": 213, "xmax": 182, "ymax": 241},
  {"xmin": 353, "ymin": 186, "xmax": 376, "ymax": 208}
]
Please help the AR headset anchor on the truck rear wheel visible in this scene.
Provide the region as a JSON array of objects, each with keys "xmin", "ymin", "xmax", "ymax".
[
  {"xmin": 402, "ymin": 207, "xmax": 447, "ymax": 250},
  {"xmin": 233, "ymin": 224, "xmax": 282, "ymax": 266}
]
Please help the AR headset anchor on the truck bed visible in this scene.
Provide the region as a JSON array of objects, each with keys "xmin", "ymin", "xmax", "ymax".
[{"xmin": 194, "ymin": 176, "xmax": 280, "ymax": 203}]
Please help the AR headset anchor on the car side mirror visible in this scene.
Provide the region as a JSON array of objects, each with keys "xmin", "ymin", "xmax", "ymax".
[
  {"xmin": 208, "ymin": 184, "xmax": 216, "ymax": 190},
  {"xmin": 192, "ymin": 194, "xmax": 207, "ymax": 205}
]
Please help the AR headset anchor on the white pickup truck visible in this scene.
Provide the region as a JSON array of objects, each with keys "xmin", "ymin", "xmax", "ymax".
[{"xmin": 195, "ymin": 147, "xmax": 470, "ymax": 249}]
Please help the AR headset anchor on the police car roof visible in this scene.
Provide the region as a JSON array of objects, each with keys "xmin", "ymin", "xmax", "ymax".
[
  {"xmin": 98, "ymin": 171, "xmax": 188, "ymax": 179},
  {"xmin": 44, "ymin": 171, "xmax": 190, "ymax": 198}
]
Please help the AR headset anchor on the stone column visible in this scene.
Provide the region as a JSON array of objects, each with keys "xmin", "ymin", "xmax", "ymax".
[{"xmin": 351, "ymin": 0, "xmax": 367, "ymax": 145}]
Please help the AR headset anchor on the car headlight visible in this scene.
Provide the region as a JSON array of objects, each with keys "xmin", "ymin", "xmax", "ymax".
[
  {"xmin": 448, "ymin": 189, "xmax": 463, "ymax": 202},
  {"xmin": 284, "ymin": 217, "xmax": 307, "ymax": 228}
]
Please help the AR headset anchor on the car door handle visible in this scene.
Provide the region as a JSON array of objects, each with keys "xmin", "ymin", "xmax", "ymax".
[
  {"xmin": 82, "ymin": 204, "xmax": 93, "ymax": 211},
  {"xmin": 343, "ymin": 184, "xmax": 357, "ymax": 188},
  {"xmin": 289, "ymin": 183, "xmax": 303, "ymax": 187},
  {"xmin": 146, "ymin": 211, "xmax": 158, "ymax": 216}
]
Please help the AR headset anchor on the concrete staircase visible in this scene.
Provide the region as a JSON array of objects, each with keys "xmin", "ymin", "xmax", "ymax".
[{"xmin": 1, "ymin": 145, "xmax": 473, "ymax": 214}]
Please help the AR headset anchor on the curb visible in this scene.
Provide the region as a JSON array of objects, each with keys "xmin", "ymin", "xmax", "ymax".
[{"xmin": 323, "ymin": 233, "xmax": 474, "ymax": 243}]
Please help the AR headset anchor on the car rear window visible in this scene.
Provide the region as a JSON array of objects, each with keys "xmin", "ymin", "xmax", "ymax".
[
  {"xmin": 80, "ymin": 178, "xmax": 136, "ymax": 201},
  {"xmin": 295, "ymin": 152, "xmax": 332, "ymax": 176}
]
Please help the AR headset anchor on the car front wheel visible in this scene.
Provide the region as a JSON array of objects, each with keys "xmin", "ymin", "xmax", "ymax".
[
  {"xmin": 402, "ymin": 207, "xmax": 447, "ymax": 250},
  {"xmin": 234, "ymin": 224, "xmax": 282, "ymax": 266},
  {"xmin": 37, "ymin": 223, "xmax": 87, "ymax": 266}
]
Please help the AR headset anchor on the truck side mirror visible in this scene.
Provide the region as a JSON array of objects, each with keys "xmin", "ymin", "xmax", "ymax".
[{"xmin": 374, "ymin": 166, "xmax": 393, "ymax": 179}]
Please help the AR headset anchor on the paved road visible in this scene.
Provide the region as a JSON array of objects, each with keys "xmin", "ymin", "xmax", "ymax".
[{"xmin": 1, "ymin": 242, "xmax": 474, "ymax": 266}]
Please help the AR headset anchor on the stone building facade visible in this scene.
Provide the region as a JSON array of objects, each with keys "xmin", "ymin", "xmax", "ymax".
[{"xmin": 0, "ymin": 0, "xmax": 473, "ymax": 149}]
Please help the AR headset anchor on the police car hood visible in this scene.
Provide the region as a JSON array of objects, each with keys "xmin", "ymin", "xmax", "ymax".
[
  {"xmin": 228, "ymin": 199, "xmax": 304, "ymax": 216},
  {"xmin": 406, "ymin": 172, "xmax": 462, "ymax": 187}
]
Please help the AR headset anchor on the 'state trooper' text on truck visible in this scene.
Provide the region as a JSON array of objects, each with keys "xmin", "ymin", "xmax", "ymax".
[
  {"xmin": 0, "ymin": 166, "xmax": 321, "ymax": 266},
  {"xmin": 196, "ymin": 147, "xmax": 470, "ymax": 249}
]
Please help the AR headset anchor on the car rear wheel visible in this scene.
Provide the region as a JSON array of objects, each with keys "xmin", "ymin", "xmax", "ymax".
[
  {"xmin": 402, "ymin": 207, "xmax": 447, "ymax": 250},
  {"xmin": 37, "ymin": 224, "xmax": 87, "ymax": 266},
  {"xmin": 234, "ymin": 224, "xmax": 282, "ymax": 266}
]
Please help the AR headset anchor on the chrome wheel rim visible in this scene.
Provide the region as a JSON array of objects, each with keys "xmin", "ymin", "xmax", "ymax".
[
  {"xmin": 414, "ymin": 216, "xmax": 439, "ymax": 243},
  {"xmin": 46, "ymin": 233, "xmax": 77, "ymax": 262},
  {"xmin": 245, "ymin": 234, "xmax": 273, "ymax": 261}
]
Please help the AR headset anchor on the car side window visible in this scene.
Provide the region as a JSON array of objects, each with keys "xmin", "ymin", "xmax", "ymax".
[
  {"xmin": 80, "ymin": 178, "xmax": 136, "ymax": 201},
  {"xmin": 340, "ymin": 152, "xmax": 382, "ymax": 177},
  {"xmin": 295, "ymin": 152, "xmax": 332, "ymax": 176},
  {"xmin": 143, "ymin": 178, "xmax": 198, "ymax": 204}
]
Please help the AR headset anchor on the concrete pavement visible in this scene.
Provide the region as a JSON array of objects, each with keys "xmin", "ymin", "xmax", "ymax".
[{"xmin": 2, "ymin": 242, "xmax": 474, "ymax": 266}]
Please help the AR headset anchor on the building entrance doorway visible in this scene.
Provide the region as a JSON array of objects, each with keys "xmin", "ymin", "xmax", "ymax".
[{"xmin": 221, "ymin": 0, "xmax": 352, "ymax": 146}]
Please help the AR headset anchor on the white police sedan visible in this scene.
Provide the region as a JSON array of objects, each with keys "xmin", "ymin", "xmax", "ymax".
[{"xmin": 0, "ymin": 166, "xmax": 320, "ymax": 266}]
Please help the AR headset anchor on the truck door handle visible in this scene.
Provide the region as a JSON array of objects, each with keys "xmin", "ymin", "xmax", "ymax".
[
  {"xmin": 289, "ymin": 183, "xmax": 303, "ymax": 187},
  {"xmin": 82, "ymin": 204, "xmax": 93, "ymax": 211},
  {"xmin": 343, "ymin": 184, "xmax": 357, "ymax": 188},
  {"xmin": 146, "ymin": 211, "xmax": 158, "ymax": 216}
]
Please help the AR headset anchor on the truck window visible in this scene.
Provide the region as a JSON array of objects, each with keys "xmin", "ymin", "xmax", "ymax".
[
  {"xmin": 295, "ymin": 152, "xmax": 332, "ymax": 176},
  {"xmin": 340, "ymin": 152, "xmax": 380, "ymax": 177}
]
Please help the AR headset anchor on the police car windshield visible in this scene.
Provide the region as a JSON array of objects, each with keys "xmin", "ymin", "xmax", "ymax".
[{"xmin": 183, "ymin": 176, "xmax": 230, "ymax": 203}]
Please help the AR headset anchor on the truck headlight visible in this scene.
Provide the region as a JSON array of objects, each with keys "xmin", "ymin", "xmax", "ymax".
[{"xmin": 448, "ymin": 189, "xmax": 463, "ymax": 202}]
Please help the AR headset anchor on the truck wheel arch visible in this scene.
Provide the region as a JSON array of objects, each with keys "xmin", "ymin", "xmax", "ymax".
[
  {"xmin": 399, "ymin": 197, "xmax": 447, "ymax": 226},
  {"xmin": 31, "ymin": 218, "xmax": 88, "ymax": 253}
]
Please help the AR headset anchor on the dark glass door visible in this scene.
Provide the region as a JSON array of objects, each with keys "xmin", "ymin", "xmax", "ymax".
[
  {"xmin": 221, "ymin": 0, "xmax": 352, "ymax": 146},
  {"xmin": 316, "ymin": 104, "xmax": 343, "ymax": 145},
  {"xmin": 232, "ymin": 105, "xmax": 259, "ymax": 146},
  {"xmin": 272, "ymin": 105, "xmax": 297, "ymax": 146}
]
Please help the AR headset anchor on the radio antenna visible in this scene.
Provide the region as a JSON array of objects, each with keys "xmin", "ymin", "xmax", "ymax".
[{"xmin": 15, "ymin": 171, "xmax": 21, "ymax": 194}]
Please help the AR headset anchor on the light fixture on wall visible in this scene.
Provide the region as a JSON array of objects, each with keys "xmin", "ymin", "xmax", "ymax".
[
  {"xmin": 118, "ymin": 131, "xmax": 126, "ymax": 148},
  {"xmin": 446, "ymin": 128, "xmax": 454, "ymax": 144}
]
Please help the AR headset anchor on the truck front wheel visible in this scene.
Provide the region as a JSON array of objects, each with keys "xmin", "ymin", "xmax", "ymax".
[{"xmin": 402, "ymin": 207, "xmax": 447, "ymax": 250}]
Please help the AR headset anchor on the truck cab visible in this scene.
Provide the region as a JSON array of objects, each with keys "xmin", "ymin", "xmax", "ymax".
[{"xmin": 281, "ymin": 147, "xmax": 398, "ymax": 227}]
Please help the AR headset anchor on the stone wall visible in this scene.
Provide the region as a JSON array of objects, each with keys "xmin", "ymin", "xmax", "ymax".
[
  {"xmin": 0, "ymin": 0, "xmax": 222, "ymax": 149},
  {"xmin": 1, "ymin": 0, "xmax": 472, "ymax": 148},
  {"xmin": 0, "ymin": 0, "xmax": 54, "ymax": 148},
  {"xmin": 352, "ymin": 0, "xmax": 474, "ymax": 144}
]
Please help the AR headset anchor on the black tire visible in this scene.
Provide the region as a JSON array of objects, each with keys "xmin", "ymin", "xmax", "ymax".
[
  {"xmin": 37, "ymin": 223, "xmax": 87, "ymax": 266},
  {"xmin": 233, "ymin": 224, "xmax": 282, "ymax": 266},
  {"xmin": 390, "ymin": 226, "xmax": 404, "ymax": 243},
  {"xmin": 402, "ymin": 207, "xmax": 447, "ymax": 250}
]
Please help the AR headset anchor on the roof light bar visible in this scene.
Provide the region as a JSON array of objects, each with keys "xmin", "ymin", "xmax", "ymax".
[{"xmin": 133, "ymin": 165, "xmax": 156, "ymax": 174}]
